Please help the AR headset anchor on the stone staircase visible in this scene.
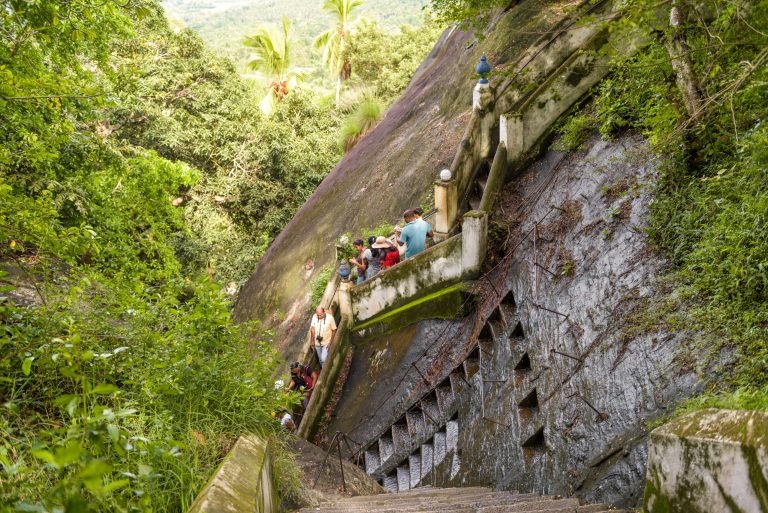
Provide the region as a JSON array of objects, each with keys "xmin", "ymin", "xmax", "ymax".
[
  {"xmin": 357, "ymin": 290, "xmax": 549, "ymax": 492},
  {"xmin": 467, "ymin": 159, "xmax": 492, "ymax": 212},
  {"xmin": 299, "ymin": 487, "xmax": 624, "ymax": 513}
]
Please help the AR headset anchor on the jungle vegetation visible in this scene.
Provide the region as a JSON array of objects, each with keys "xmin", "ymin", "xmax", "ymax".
[{"xmin": 162, "ymin": 0, "xmax": 430, "ymax": 75}]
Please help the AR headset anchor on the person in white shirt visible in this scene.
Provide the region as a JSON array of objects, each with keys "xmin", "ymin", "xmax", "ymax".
[
  {"xmin": 279, "ymin": 412, "xmax": 295, "ymax": 432},
  {"xmin": 309, "ymin": 306, "xmax": 336, "ymax": 367}
]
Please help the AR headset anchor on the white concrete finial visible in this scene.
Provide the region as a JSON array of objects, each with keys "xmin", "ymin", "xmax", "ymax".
[{"xmin": 439, "ymin": 169, "xmax": 452, "ymax": 181}]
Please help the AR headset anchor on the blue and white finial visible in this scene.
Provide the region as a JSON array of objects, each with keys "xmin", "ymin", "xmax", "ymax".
[{"xmin": 475, "ymin": 55, "xmax": 491, "ymax": 84}]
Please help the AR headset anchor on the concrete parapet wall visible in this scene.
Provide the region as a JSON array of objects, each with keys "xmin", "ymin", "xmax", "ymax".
[
  {"xmin": 349, "ymin": 211, "xmax": 487, "ymax": 326},
  {"xmin": 501, "ymin": 41, "xmax": 612, "ymax": 166},
  {"xmin": 479, "ymin": 143, "xmax": 507, "ymax": 213},
  {"xmin": 451, "ymin": 111, "xmax": 483, "ymax": 201},
  {"xmin": 297, "ymin": 317, "xmax": 350, "ymax": 440},
  {"xmin": 188, "ymin": 435, "xmax": 277, "ymax": 513},
  {"xmin": 350, "ymin": 235, "xmax": 464, "ymax": 325},
  {"xmin": 493, "ymin": 1, "xmax": 616, "ymax": 118},
  {"xmin": 644, "ymin": 408, "xmax": 768, "ymax": 513}
]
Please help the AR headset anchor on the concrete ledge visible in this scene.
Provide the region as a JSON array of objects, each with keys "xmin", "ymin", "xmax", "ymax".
[
  {"xmin": 479, "ymin": 143, "xmax": 508, "ymax": 213},
  {"xmin": 349, "ymin": 235, "xmax": 464, "ymax": 324},
  {"xmin": 188, "ymin": 435, "xmax": 277, "ymax": 513},
  {"xmin": 644, "ymin": 408, "xmax": 768, "ymax": 513}
]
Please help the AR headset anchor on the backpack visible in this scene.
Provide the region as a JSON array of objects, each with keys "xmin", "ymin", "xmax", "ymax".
[
  {"xmin": 382, "ymin": 246, "xmax": 401, "ymax": 268},
  {"xmin": 301, "ymin": 366, "xmax": 314, "ymax": 389}
]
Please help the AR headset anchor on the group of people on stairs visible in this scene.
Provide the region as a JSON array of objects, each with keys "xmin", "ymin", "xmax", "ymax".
[
  {"xmin": 278, "ymin": 208, "xmax": 435, "ymax": 432},
  {"xmin": 349, "ymin": 208, "xmax": 434, "ymax": 284}
]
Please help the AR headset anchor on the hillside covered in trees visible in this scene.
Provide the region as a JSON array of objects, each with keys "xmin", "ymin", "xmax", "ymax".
[{"xmin": 162, "ymin": 0, "xmax": 430, "ymax": 76}]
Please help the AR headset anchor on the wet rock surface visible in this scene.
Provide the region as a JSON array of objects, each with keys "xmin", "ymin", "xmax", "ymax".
[{"xmin": 325, "ymin": 134, "xmax": 700, "ymax": 508}]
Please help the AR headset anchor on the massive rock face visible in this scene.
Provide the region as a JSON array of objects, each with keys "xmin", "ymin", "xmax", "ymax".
[
  {"xmin": 234, "ymin": 0, "xmax": 574, "ymax": 364},
  {"xmin": 323, "ymin": 134, "xmax": 700, "ymax": 508}
]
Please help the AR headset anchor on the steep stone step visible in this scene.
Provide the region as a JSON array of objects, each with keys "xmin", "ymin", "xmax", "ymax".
[
  {"xmin": 331, "ymin": 488, "xmax": 490, "ymax": 504},
  {"xmin": 308, "ymin": 491, "xmax": 543, "ymax": 512},
  {"xmin": 303, "ymin": 493, "xmax": 624, "ymax": 513}
]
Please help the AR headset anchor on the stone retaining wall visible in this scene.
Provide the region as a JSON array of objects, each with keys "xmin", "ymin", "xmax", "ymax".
[
  {"xmin": 644, "ymin": 408, "xmax": 768, "ymax": 513},
  {"xmin": 297, "ymin": 317, "xmax": 351, "ymax": 440},
  {"xmin": 188, "ymin": 435, "xmax": 277, "ymax": 513}
]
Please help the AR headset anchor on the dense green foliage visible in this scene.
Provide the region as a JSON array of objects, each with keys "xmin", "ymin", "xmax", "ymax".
[
  {"xmin": 0, "ymin": 1, "xmax": 299, "ymax": 510},
  {"xmin": 428, "ymin": 0, "xmax": 508, "ymax": 24},
  {"xmin": 555, "ymin": 0, "xmax": 768, "ymax": 403},
  {"xmin": 108, "ymin": 14, "xmax": 344, "ymax": 285},
  {"xmin": 1, "ymin": 0, "xmax": 443, "ymax": 507},
  {"xmin": 348, "ymin": 19, "xmax": 444, "ymax": 103}
]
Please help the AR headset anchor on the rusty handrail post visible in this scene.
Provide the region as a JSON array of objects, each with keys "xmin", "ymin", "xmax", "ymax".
[
  {"xmin": 341, "ymin": 433, "xmax": 361, "ymax": 467},
  {"xmin": 336, "ymin": 431, "xmax": 347, "ymax": 493},
  {"xmin": 313, "ymin": 431, "xmax": 340, "ymax": 488}
]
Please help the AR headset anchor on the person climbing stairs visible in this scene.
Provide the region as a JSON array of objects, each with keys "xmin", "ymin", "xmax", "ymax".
[{"xmin": 299, "ymin": 486, "xmax": 624, "ymax": 513}]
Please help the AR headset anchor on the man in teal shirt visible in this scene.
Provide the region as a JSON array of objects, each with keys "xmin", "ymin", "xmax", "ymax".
[{"xmin": 397, "ymin": 209, "xmax": 433, "ymax": 259}]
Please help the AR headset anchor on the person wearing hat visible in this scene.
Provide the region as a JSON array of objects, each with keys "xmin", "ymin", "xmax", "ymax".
[
  {"xmin": 363, "ymin": 235, "xmax": 386, "ymax": 280},
  {"xmin": 375, "ymin": 235, "xmax": 400, "ymax": 269}
]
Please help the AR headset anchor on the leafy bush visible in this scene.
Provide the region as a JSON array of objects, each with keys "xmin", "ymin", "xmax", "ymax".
[
  {"xmin": 0, "ymin": 2, "xmax": 296, "ymax": 510},
  {"xmin": 310, "ymin": 266, "xmax": 334, "ymax": 306},
  {"xmin": 109, "ymin": 15, "xmax": 343, "ymax": 285},
  {"xmin": 427, "ymin": 0, "xmax": 509, "ymax": 25},
  {"xmin": 552, "ymin": 110, "xmax": 599, "ymax": 152},
  {"xmin": 339, "ymin": 95, "xmax": 384, "ymax": 151},
  {"xmin": 347, "ymin": 18, "xmax": 445, "ymax": 103}
]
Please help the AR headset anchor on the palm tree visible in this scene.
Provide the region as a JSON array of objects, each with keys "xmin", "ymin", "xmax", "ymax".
[
  {"xmin": 313, "ymin": 0, "xmax": 363, "ymax": 107},
  {"xmin": 243, "ymin": 17, "xmax": 296, "ymax": 114}
]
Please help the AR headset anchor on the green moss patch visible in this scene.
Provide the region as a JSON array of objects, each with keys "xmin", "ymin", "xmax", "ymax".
[{"xmin": 351, "ymin": 283, "xmax": 470, "ymax": 336}]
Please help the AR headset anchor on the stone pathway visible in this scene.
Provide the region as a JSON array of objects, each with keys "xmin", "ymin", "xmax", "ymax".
[{"xmin": 299, "ymin": 486, "xmax": 624, "ymax": 513}]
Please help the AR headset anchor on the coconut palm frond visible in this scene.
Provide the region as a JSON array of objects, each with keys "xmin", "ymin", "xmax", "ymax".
[
  {"xmin": 315, "ymin": 0, "xmax": 363, "ymax": 106},
  {"xmin": 243, "ymin": 16, "xmax": 301, "ymax": 111}
]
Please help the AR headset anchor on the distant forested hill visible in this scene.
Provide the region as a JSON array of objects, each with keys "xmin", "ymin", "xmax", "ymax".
[{"xmin": 162, "ymin": 0, "xmax": 429, "ymax": 73}]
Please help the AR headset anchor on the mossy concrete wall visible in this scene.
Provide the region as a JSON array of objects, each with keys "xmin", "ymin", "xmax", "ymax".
[
  {"xmin": 351, "ymin": 283, "xmax": 470, "ymax": 339},
  {"xmin": 350, "ymin": 235, "xmax": 464, "ymax": 325},
  {"xmin": 644, "ymin": 408, "xmax": 768, "ymax": 513},
  {"xmin": 188, "ymin": 435, "xmax": 277, "ymax": 513},
  {"xmin": 492, "ymin": 0, "xmax": 617, "ymax": 119}
]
